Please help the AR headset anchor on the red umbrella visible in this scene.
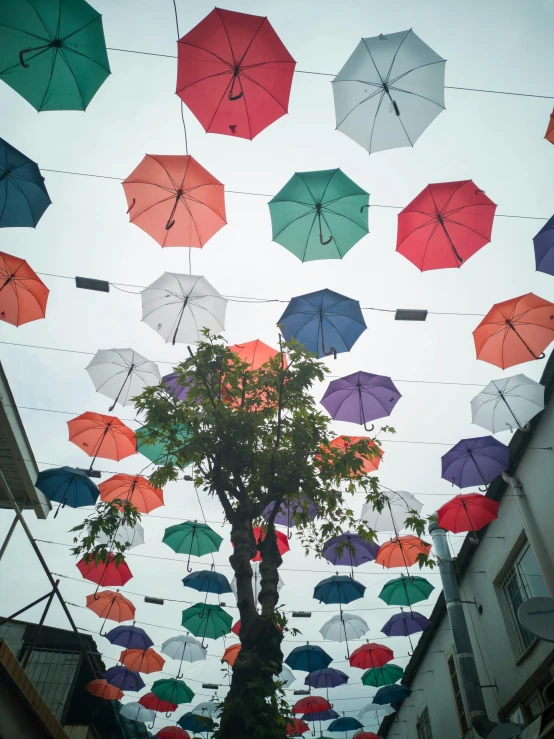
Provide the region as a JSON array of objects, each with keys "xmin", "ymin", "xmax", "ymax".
[
  {"xmin": 67, "ymin": 412, "xmax": 136, "ymax": 469},
  {"xmin": 157, "ymin": 729, "xmax": 190, "ymax": 739},
  {"xmin": 396, "ymin": 180, "xmax": 496, "ymax": 270},
  {"xmin": 251, "ymin": 526, "xmax": 290, "ymax": 562},
  {"xmin": 139, "ymin": 692, "xmax": 178, "ymax": 713},
  {"xmin": 231, "ymin": 619, "xmax": 241, "ymax": 636},
  {"xmin": 329, "ymin": 435, "xmax": 383, "ymax": 476},
  {"xmin": 85, "ymin": 678, "xmax": 123, "ymax": 701},
  {"xmin": 353, "ymin": 734, "xmax": 380, "ymax": 739},
  {"xmin": 177, "ymin": 8, "xmax": 295, "ymax": 140},
  {"xmin": 0, "ymin": 251, "xmax": 49, "ymax": 326},
  {"xmin": 120, "ymin": 648, "xmax": 165, "ymax": 674},
  {"xmin": 437, "ymin": 493, "xmax": 499, "ymax": 533},
  {"xmin": 292, "ymin": 696, "xmax": 331, "ymax": 714},
  {"xmin": 546, "ymin": 110, "xmax": 554, "ymax": 145},
  {"xmin": 287, "ymin": 718, "xmax": 309, "ymax": 735},
  {"xmin": 376, "ymin": 536, "xmax": 432, "ymax": 569},
  {"xmin": 77, "ymin": 554, "xmax": 133, "ymax": 587},
  {"xmin": 349, "ymin": 643, "xmax": 393, "ymax": 670},
  {"xmin": 473, "ymin": 293, "xmax": 554, "ymax": 369},
  {"xmin": 99, "ymin": 474, "xmax": 164, "ymax": 514}
]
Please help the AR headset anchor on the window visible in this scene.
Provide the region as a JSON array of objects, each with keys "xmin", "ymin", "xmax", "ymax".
[
  {"xmin": 448, "ymin": 654, "xmax": 469, "ymax": 735},
  {"xmin": 417, "ymin": 707, "xmax": 433, "ymax": 739},
  {"xmin": 501, "ymin": 542, "xmax": 549, "ymax": 652}
]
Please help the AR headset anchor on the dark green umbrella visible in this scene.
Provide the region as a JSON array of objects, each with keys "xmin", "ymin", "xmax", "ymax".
[
  {"xmin": 163, "ymin": 521, "xmax": 223, "ymax": 572},
  {"xmin": 268, "ymin": 169, "xmax": 369, "ymax": 262},
  {"xmin": 151, "ymin": 677, "xmax": 194, "ymax": 708},
  {"xmin": 378, "ymin": 575, "xmax": 434, "ymax": 606},
  {"xmin": 135, "ymin": 424, "xmax": 192, "ymax": 467},
  {"xmin": 362, "ymin": 663, "xmax": 404, "ymax": 687},
  {"xmin": 0, "ymin": 0, "xmax": 110, "ymax": 111},
  {"xmin": 181, "ymin": 603, "xmax": 232, "ymax": 648}
]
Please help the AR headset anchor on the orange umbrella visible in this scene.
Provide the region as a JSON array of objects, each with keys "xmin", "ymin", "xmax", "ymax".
[
  {"xmin": 329, "ymin": 435, "xmax": 383, "ymax": 476},
  {"xmin": 376, "ymin": 536, "xmax": 431, "ymax": 569},
  {"xmin": 99, "ymin": 474, "xmax": 164, "ymax": 514},
  {"xmin": 224, "ymin": 339, "xmax": 288, "ymax": 409},
  {"xmin": 473, "ymin": 293, "xmax": 554, "ymax": 369},
  {"xmin": 120, "ymin": 648, "xmax": 165, "ymax": 674},
  {"xmin": 86, "ymin": 589, "xmax": 135, "ymax": 623},
  {"xmin": 85, "ymin": 678, "xmax": 123, "ymax": 701},
  {"xmin": 122, "ymin": 154, "xmax": 226, "ymax": 249},
  {"xmin": 0, "ymin": 251, "xmax": 49, "ymax": 326},
  {"xmin": 67, "ymin": 412, "xmax": 136, "ymax": 470},
  {"xmin": 546, "ymin": 110, "xmax": 554, "ymax": 145},
  {"xmin": 77, "ymin": 554, "xmax": 133, "ymax": 587},
  {"xmin": 221, "ymin": 643, "xmax": 241, "ymax": 667}
]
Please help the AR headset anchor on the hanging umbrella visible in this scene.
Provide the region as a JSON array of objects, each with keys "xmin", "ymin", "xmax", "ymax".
[
  {"xmin": 0, "ymin": 251, "xmax": 49, "ymax": 326},
  {"xmin": 105, "ymin": 625, "xmax": 153, "ymax": 651},
  {"xmin": 120, "ymin": 702, "xmax": 156, "ymax": 723},
  {"xmin": 238, "ymin": 527, "xmax": 290, "ymax": 563},
  {"xmin": 268, "ymin": 169, "xmax": 369, "ymax": 262},
  {"xmin": 77, "ymin": 555, "xmax": 132, "ymax": 588},
  {"xmin": 349, "ymin": 643, "xmax": 393, "ymax": 670},
  {"xmin": 545, "ymin": 111, "xmax": 554, "ymax": 145},
  {"xmin": 229, "ymin": 339, "xmax": 286, "ymax": 369},
  {"xmin": 279, "ymin": 665, "xmax": 296, "ymax": 688},
  {"xmin": 163, "ymin": 521, "xmax": 223, "ymax": 572},
  {"xmin": 97, "ymin": 519, "xmax": 145, "ymax": 550},
  {"xmin": 378, "ymin": 575, "xmax": 434, "ymax": 607},
  {"xmin": 161, "ymin": 635, "xmax": 206, "ymax": 679},
  {"xmin": 287, "ymin": 718, "xmax": 310, "ymax": 735},
  {"xmin": 278, "ymin": 289, "xmax": 366, "ymax": 359},
  {"xmin": 327, "ymin": 436, "xmax": 382, "ymax": 477},
  {"xmin": 441, "ymin": 436, "xmax": 509, "ymax": 489},
  {"xmin": 67, "ymin": 412, "xmax": 136, "ymax": 470},
  {"xmin": 302, "ymin": 709, "xmax": 339, "ymax": 723},
  {"xmin": 86, "ymin": 349, "xmax": 161, "ymax": 411},
  {"xmin": 322, "ymin": 533, "xmax": 379, "ymax": 577},
  {"xmin": 293, "ymin": 696, "xmax": 331, "ymax": 714},
  {"xmin": 396, "ymin": 181, "xmax": 496, "ymax": 270},
  {"xmin": 0, "ymin": 139, "xmax": 51, "ymax": 226},
  {"xmin": 86, "ymin": 590, "xmax": 135, "ymax": 623},
  {"xmin": 141, "ymin": 272, "xmax": 227, "ymax": 345},
  {"xmin": 152, "ymin": 678, "xmax": 194, "ymax": 708},
  {"xmin": 262, "ymin": 497, "xmax": 318, "ymax": 532},
  {"xmin": 156, "ymin": 729, "xmax": 190, "ymax": 739},
  {"xmin": 162, "ymin": 372, "xmax": 194, "ymax": 401},
  {"xmin": 533, "ymin": 215, "xmax": 554, "ymax": 276},
  {"xmin": 104, "ymin": 666, "xmax": 144, "ymax": 692},
  {"xmin": 182, "ymin": 570, "xmax": 232, "ymax": 595},
  {"xmin": 120, "ymin": 648, "xmax": 165, "ymax": 674},
  {"xmin": 192, "ymin": 701, "xmax": 221, "ymax": 718},
  {"xmin": 362, "ymin": 664, "xmax": 404, "ymax": 688},
  {"xmin": 473, "ymin": 293, "xmax": 554, "ymax": 369},
  {"xmin": 328, "ymin": 717, "xmax": 363, "ymax": 733},
  {"xmin": 222, "ymin": 643, "xmax": 241, "ymax": 667},
  {"xmin": 381, "ymin": 611, "xmax": 430, "ymax": 637},
  {"xmin": 353, "ymin": 733, "xmax": 380, "ymax": 739},
  {"xmin": 332, "ymin": 30, "xmax": 445, "ymax": 155},
  {"xmin": 85, "ymin": 678, "xmax": 123, "ymax": 701},
  {"xmin": 177, "ymin": 8, "xmax": 295, "ymax": 140},
  {"xmin": 373, "ymin": 684, "xmax": 411, "ymax": 704},
  {"xmin": 376, "ymin": 536, "xmax": 431, "ymax": 569},
  {"xmin": 361, "ymin": 490, "xmax": 423, "ymax": 533},
  {"xmin": 304, "ymin": 669, "xmax": 349, "ymax": 702},
  {"xmin": 35, "ymin": 466, "xmax": 98, "ymax": 516},
  {"xmin": 437, "ymin": 494, "xmax": 499, "ymax": 534},
  {"xmin": 320, "ymin": 613, "xmax": 369, "ymax": 643},
  {"xmin": 314, "ymin": 575, "xmax": 366, "ymax": 605},
  {"xmin": 139, "ymin": 692, "xmax": 178, "ymax": 714},
  {"xmin": 123, "ymin": 155, "xmax": 226, "ymax": 248},
  {"xmin": 231, "ymin": 561, "xmax": 284, "ymax": 600},
  {"xmin": 357, "ymin": 702, "xmax": 395, "ymax": 722},
  {"xmin": 135, "ymin": 424, "xmax": 192, "ymax": 467},
  {"xmin": 285, "ymin": 644, "xmax": 333, "ymax": 672},
  {"xmin": 99, "ymin": 474, "xmax": 164, "ymax": 514},
  {"xmin": 321, "ymin": 372, "xmax": 401, "ymax": 431},
  {"xmin": 178, "ymin": 712, "xmax": 215, "ymax": 733},
  {"xmin": 313, "ymin": 602, "xmax": 362, "ymax": 656},
  {"xmin": 181, "ymin": 603, "xmax": 232, "ymax": 646},
  {"xmin": 471, "ymin": 374, "xmax": 545, "ymax": 434}
]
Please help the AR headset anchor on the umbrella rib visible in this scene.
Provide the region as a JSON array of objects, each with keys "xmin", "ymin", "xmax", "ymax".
[
  {"xmin": 273, "ymin": 208, "xmax": 317, "ymax": 240},
  {"xmin": 124, "ymin": 179, "xmax": 174, "ymax": 194},
  {"xmin": 319, "ymin": 168, "xmax": 341, "ymax": 205},
  {"xmin": 0, "ymin": 22, "xmax": 49, "ymax": 43},
  {"xmin": 361, "ymin": 38, "xmax": 386, "ymax": 86},
  {"xmin": 148, "ymin": 156, "xmax": 180, "ymax": 191},
  {"xmin": 9, "ymin": 177, "xmax": 36, "ymax": 226},
  {"xmin": 204, "ymin": 75, "xmax": 237, "ymax": 135},
  {"xmin": 183, "ymin": 192, "xmax": 226, "ymax": 222},
  {"xmin": 335, "ymin": 88, "xmax": 383, "ymax": 129},
  {"xmin": 131, "ymin": 194, "xmax": 176, "ymax": 221},
  {"xmin": 57, "ymin": 47, "xmax": 86, "ymax": 109},
  {"xmin": 37, "ymin": 48, "xmax": 59, "ymax": 112},
  {"xmin": 58, "ymin": 41, "xmax": 111, "ymax": 74},
  {"xmin": 442, "ymin": 215, "xmax": 491, "ymax": 241},
  {"xmin": 389, "ymin": 85, "xmax": 445, "ymax": 109},
  {"xmin": 177, "ymin": 39, "xmax": 234, "ymax": 69},
  {"xmin": 300, "ymin": 212, "xmax": 318, "ymax": 261},
  {"xmin": 26, "ymin": 2, "xmax": 55, "ymax": 40},
  {"xmin": 176, "ymin": 69, "xmax": 232, "ymax": 95},
  {"xmin": 319, "ymin": 210, "xmax": 341, "ymax": 257},
  {"xmin": 323, "ymin": 205, "xmax": 369, "ymax": 233},
  {"xmin": 177, "ymin": 154, "xmax": 193, "ymax": 193},
  {"xmin": 368, "ymin": 91, "xmax": 386, "ymax": 154},
  {"xmin": 236, "ymin": 16, "xmax": 267, "ymax": 67},
  {"xmin": 240, "ymin": 70, "xmax": 293, "ymax": 114},
  {"xmin": 383, "ymin": 29, "xmax": 411, "ymax": 84},
  {"xmin": 389, "ymin": 58, "xmax": 446, "ymax": 88}
]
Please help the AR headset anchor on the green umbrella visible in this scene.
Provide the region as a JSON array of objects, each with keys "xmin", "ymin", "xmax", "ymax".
[
  {"xmin": 151, "ymin": 677, "xmax": 194, "ymax": 706},
  {"xmin": 163, "ymin": 521, "xmax": 223, "ymax": 572},
  {"xmin": 378, "ymin": 575, "xmax": 434, "ymax": 607},
  {"xmin": 135, "ymin": 424, "xmax": 192, "ymax": 467},
  {"xmin": 362, "ymin": 663, "xmax": 404, "ymax": 687},
  {"xmin": 268, "ymin": 168, "xmax": 369, "ymax": 262},
  {"xmin": 0, "ymin": 0, "xmax": 110, "ymax": 111},
  {"xmin": 181, "ymin": 603, "xmax": 232, "ymax": 647}
]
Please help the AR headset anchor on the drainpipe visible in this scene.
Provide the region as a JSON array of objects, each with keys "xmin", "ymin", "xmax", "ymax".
[
  {"xmin": 429, "ymin": 521, "xmax": 498, "ymax": 738},
  {"xmin": 502, "ymin": 473, "xmax": 554, "ymax": 596}
]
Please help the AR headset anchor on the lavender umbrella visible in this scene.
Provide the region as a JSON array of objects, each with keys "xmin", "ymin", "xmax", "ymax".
[
  {"xmin": 441, "ymin": 436, "xmax": 509, "ymax": 490},
  {"xmin": 321, "ymin": 371, "xmax": 401, "ymax": 431},
  {"xmin": 104, "ymin": 624, "xmax": 153, "ymax": 651},
  {"xmin": 162, "ymin": 372, "xmax": 193, "ymax": 401},
  {"xmin": 302, "ymin": 709, "xmax": 340, "ymax": 721},
  {"xmin": 262, "ymin": 496, "xmax": 318, "ymax": 538},
  {"xmin": 534, "ymin": 214, "xmax": 554, "ymax": 276},
  {"xmin": 381, "ymin": 609, "xmax": 430, "ymax": 654},
  {"xmin": 322, "ymin": 532, "xmax": 379, "ymax": 577},
  {"xmin": 103, "ymin": 666, "xmax": 145, "ymax": 692}
]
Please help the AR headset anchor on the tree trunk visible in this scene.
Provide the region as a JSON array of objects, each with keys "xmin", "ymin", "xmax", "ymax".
[{"xmin": 216, "ymin": 518, "xmax": 287, "ymax": 739}]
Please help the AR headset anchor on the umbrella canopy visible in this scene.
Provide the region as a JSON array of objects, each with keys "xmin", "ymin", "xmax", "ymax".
[
  {"xmin": 177, "ymin": 8, "xmax": 295, "ymax": 140},
  {"xmin": 353, "ymin": 733, "xmax": 380, "ymax": 739},
  {"xmin": 269, "ymin": 169, "xmax": 369, "ymax": 262},
  {"xmin": 123, "ymin": 155, "xmax": 226, "ymax": 248},
  {"xmin": 192, "ymin": 702, "xmax": 221, "ymax": 719},
  {"xmin": 473, "ymin": 293, "xmax": 554, "ymax": 369},
  {"xmin": 373, "ymin": 684, "xmax": 411, "ymax": 704},
  {"xmin": 77, "ymin": 555, "xmax": 132, "ymax": 588},
  {"xmin": 328, "ymin": 717, "xmax": 363, "ymax": 733},
  {"xmin": 320, "ymin": 613, "xmax": 369, "ymax": 643},
  {"xmin": 86, "ymin": 349, "xmax": 161, "ymax": 411},
  {"xmin": 376, "ymin": 536, "xmax": 432, "ymax": 569},
  {"xmin": 287, "ymin": 718, "xmax": 310, "ymax": 735},
  {"xmin": 135, "ymin": 424, "xmax": 192, "ymax": 467},
  {"xmin": 285, "ymin": 644, "xmax": 333, "ymax": 672},
  {"xmin": 85, "ymin": 678, "xmax": 123, "ymax": 701},
  {"xmin": 262, "ymin": 497, "xmax": 319, "ymax": 529},
  {"xmin": 471, "ymin": 374, "xmax": 545, "ymax": 434},
  {"xmin": 97, "ymin": 519, "xmax": 145, "ymax": 550},
  {"xmin": 67, "ymin": 412, "xmax": 136, "ymax": 465},
  {"xmin": 243, "ymin": 527, "xmax": 290, "ymax": 563},
  {"xmin": 349, "ymin": 643, "xmax": 393, "ymax": 670},
  {"xmin": 322, "ymin": 533, "xmax": 379, "ymax": 570},
  {"xmin": 279, "ymin": 665, "xmax": 296, "ymax": 688},
  {"xmin": 152, "ymin": 678, "xmax": 194, "ymax": 706},
  {"xmin": 161, "ymin": 635, "xmax": 206, "ymax": 663},
  {"xmin": 362, "ymin": 664, "xmax": 404, "ymax": 688},
  {"xmin": 228, "ymin": 339, "xmax": 286, "ymax": 369},
  {"xmin": 293, "ymin": 696, "xmax": 331, "ymax": 714},
  {"xmin": 545, "ymin": 111, "xmax": 554, "ymax": 145},
  {"xmin": 321, "ymin": 372, "xmax": 401, "ymax": 430},
  {"xmin": 104, "ymin": 666, "xmax": 144, "ymax": 692},
  {"xmin": 104, "ymin": 625, "xmax": 153, "ymax": 651},
  {"xmin": 141, "ymin": 272, "xmax": 227, "ymax": 345},
  {"xmin": 163, "ymin": 521, "xmax": 223, "ymax": 571},
  {"xmin": 162, "ymin": 372, "xmax": 194, "ymax": 401},
  {"xmin": 178, "ymin": 712, "xmax": 215, "ymax": 733},
  {"xmin": 533, "ymin": 215, "xmax": 554, "ymax": 276},
  {"xmin": 0, "ymin": 0, "xmax": 110, "ymax": 111},
  {"xmin": 314, "ymin": 574, "xmax": 366, "ymax": 605},
  {"xmin": 397, "ymin": 181, "xmax": 496, "ymax": 270},
  {"xmin": 329, "ymin": 436, "xmax": 382, "ymax": 477},
  {"xmin": 231, "ymin": 561, "xmax": 284, "ymax": 601},
  {"xmin": 0, "ymin": 139, "xmax": 51, "ymax": 227},
  {"xmin": 120, "ymin": 702, "xmax": 155, "ymax": 723},
  {"xmin": 437, "ymin": 493, "xmax": 500, "ymax": 533},
  {"xmin": 120, "ymin": 648, "xmax": 165, "ymax": 674},
  {"xmin": 378, "ymin": 575, "xmax": 434, "ymax": 607},
  {"xmin": 332, "ymin": 30, "xmax": 445, "ymax": 154},
  {"xmin": 381, "ymin": 611, "xmax": 430, "ymax": 637},
  {"xmin": 181, "ymin": 603, "xmax": 232, "ymax": 643},
  {"xmin": 278, "ymin": 288, "xmax": 366, "ymax": 359},
  {"xmin": 0, "ymin": 251, "xmax": 49, "ymax": 326},
  {"xmin": 304, "ymin": 668, "xmax": 349, "ymax": 689},
  {"xmin": 441, "ymin": 436, "xmax": 509, "ymax": 489},
  {"xmin": 357, "ymin": 703, "xmax": 395, "ymax": 722},
  {"xmin": 182, "ymin": 569, "xmax": 232, "ymax": 595},
  {"xmin": 361, "ymin": 490, "xmax": 423, "ymax": 533},
  {"xmin": 86, "ymin": 590, "xmax": 135, "ymax": 622},
  {"xmin": 139, "ymin": 692, "xmax": 178, "ymax": 713},
  {"xmin": 156, "ymin": 729, "xmax": 190, "ymax": 739},
  {"xmin": 99, "ymin": 474, "xmax": 164, "ymax": 514},
  {"xmin": 302, "ymin": 709, "xmax": 339, "ymax": 723},
  {"xmin": 35, "ymin": 466, "xmax": 98, "ymax": 511},
  {"xmin": 222, "ymin": 643, "xmax": 241, "ymax": 667}
]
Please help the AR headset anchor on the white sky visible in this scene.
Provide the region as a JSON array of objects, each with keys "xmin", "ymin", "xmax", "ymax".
[{"xmin": 1, "ymin": 0, "xmax": 554, "ymax": 734}]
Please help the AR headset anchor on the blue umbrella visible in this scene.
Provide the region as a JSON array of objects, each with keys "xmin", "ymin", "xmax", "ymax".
[
  {"xmin": 278, "ymin": 288, "xmax": 366, "ymax": 359},
  {"xmin": 182, "ymin": 569, "xmax": 232, "ymax": 595},
  {"xmin": 103, "ymin": 666, "xmax": 144, "ymax": 692},
  {"xmin": 302, "ymin": 709, "xmax": 340, "ymax": 722},
  {"xmin": 441, "ymin": 436, "xmax": 509, "ymax": 490},
  {"xmin": 285, "ymin": 644, "xmax": 333, "ymax": 672},
  {"xmin": 305, "ymin": 668, "xmax": 349, "ymax": 702},
  {"xmin": 328, "ymin": 716, "xmax": 363, "ymax": 732},
  {"xmin": 0, "ymin": 137, "xmax": 51, "ymax": 228},
  {"xmin": 35, "ymin": 466, "xmax": 99, "ymax": 517},
  {"xmin": 178, "ymin": 712, "xmax": 215, "ymax": 732},
  {"xmin": 104, "ymin": 625, "xmax": 153, "ymax": 651},
  {"xmin": 314, "ymin": 575, "xmax": 366, "ymax": 606},
  {"xmin": 381, "ymin": 611, "xmax": 430, "ymax": 638},
  {"xmin": 374, "ymin": 684, "xmax": 411, "ymax": 704},
  {"xmin": 534, "ymin": 214, "xmax": 554, "ymax": 276}
]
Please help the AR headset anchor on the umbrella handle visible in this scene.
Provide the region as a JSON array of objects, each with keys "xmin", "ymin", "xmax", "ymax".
[
  {"xmin": 319, "ymin": 233, "xmax": 332, "ymax": 245},
  {"xmin": 322, "ymin": 344, "xmax": 337, "ymax": 360},
  {"xmin": 360, "ymin": 204, "xmax": 370, "ymax": 213},
  {"xmin": 165, "ymin": 217, "xmax": 175, "ymax": 230},
  {"xmin": 478, "ymin": 485, "xmax": 488, "ymax": 493},
  {"xmin": 363, "ymin": 422, "xmax": 375, "ymax": 433},
  {"xmin": 148, "ymin": 719, "xmax": 155, "ymax": 730},
  {"xmin": 538, "ymin": 352, "xmax": 546, "ymax": 360},
  {"xmin": 229, "ymin": 90, "xmax": 243, "ymax": 101},
  {"xmin": 126, "ymin": 198, "xmax": 136, "ymax": 214},
  {"xmin": 392, "ymin": 100, "xmax": 400, "ymax": 116},
  {"xmin": 19, "ymin": 48, "xmax": 35, "ymax": 68}
]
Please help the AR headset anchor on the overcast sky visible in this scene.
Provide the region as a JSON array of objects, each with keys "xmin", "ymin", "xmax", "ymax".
[{"xmin": 1, "ymin": 0, "xmax": 554, "ymax": 733}]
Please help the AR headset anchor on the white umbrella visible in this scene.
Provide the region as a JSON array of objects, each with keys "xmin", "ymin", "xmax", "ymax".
[
  {"xmin": 277, "ymin": 664, "xmax": 296, "ymax": 687},
  {"xmin": 361, "ymin": 490, "xmax": 423, "ymax": 532},
  {"xmin": 86, "ymin": 348, "xmax": 161, "ymax": 410},
  {"xmin": 192, "ymin": 701, "xmax": 221, "ymax": 718},
  {"xmin": 141, "ymin": 273, "xmax": 227, "ymax": 345},
  {"xmin": 97, "ymin": 519, "xmax": 145, "ymax": 549},
  {"xmin": 230, "ymin": 561, "xmax": 284, "ymax": 601},
  {"xmin": 119, "ymin": 702, "xmax": 155, "ymax": 723},
  {"xmin": 357, "ymin": 702, "xmax": 395, "ymax": 722},
  {"xmin": 332, "ymin": 30, "xmax": 446, "ymax": 154},
  {"xmin": 471, "ymin": 374, "xmax": 545, "ymax": 434},
  {"xmin": 320, "ymin": 613, "xmax": 369, "ymax": 643},
  {"xmin": 161, "ymin": 634, "xmax": 206, "ymax": 677}
]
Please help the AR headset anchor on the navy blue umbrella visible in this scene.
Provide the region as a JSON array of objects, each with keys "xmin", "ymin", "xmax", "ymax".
[
  {"xmin": 104, "ymin": 625, "xmax": 153, "ymax": 651},
  {"xmin": 0, "ymin": 137, "xmax": 51, "ymax": 228},
  {"xmin": 534, "ymin": 214, "xmax": 554, "ymax": 276},
  {"xmin": 381, "ymin": 610, "xmax": 430, "ymax": 637},
  {"xmin": 35, "ymin": 466, "xmax": 99, "ymax": 517},
  {"xmin": 328, "ymin": 716, "xmax": 363, "ymax": 732},
  {"xmin": 441, "ymin": 436, "xmax": 509, "ymax": 490},
  {"xmin": 278, "ymin": 288, "xmax": 366, "ymax": 359},
  {"xmin": 178, "ymin": 712, "xmax": 215, "ymax": 732},
  {"xmin": 103, "ymin": 666, "xmax": 144, "ymax": 692},
  {"xmin": 374, "ymin": 683, "xmax": 411, "ymax": 704},
  {"xmin": 302, "ymin": 709, "xmax": 340, "ymax": 722},
  {"xmin": 305, "ymin": 668, "xmax": 349, "ymax": 702},
  {"xmin": 314, "ymin": 574, "xmax": 366, "ymax": 605},
  {"xmin": 182, "ymin": 569, "xmax": 232, "ymax": 594},
  {"xmin": 285, "ymin": 644, "xmax": 333, "ymax": 672}
]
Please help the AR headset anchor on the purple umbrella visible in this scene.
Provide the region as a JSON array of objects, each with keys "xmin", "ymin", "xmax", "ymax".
[
  {"xmin": 104, "ymin": 624, "xmax": 153, "ymax": 651},
  {"xmin": 302, "ymin": 709, "xmax": 340, "ymax": 722},
  {"xmin": 441, "ymin": 436, "xmax": 509, "ymax": 490},
  {"xmin": 322, "ymin": 532, "xmax": 379, "ymax": 577},
  {"xmin": 381, "ymin": 609, "xmax": 430, "ymax": 655},
  {"xmin": 162, "ymin": 372, "xmax": 193, "ymax": 401},
  {"xmin": 320, "ymin": 371, "xmax": 401, "ymax": 431},
  {"xmin": 534, "ymin": 214, "xmax": 554, "ymax": 276},
  {"xmin": 304, "ymin": 668, "xmax": 349, "ymax": 702},
  {"xmin": 103, "ymin": 666, "xmax": 145, "ymax": 692},
  {"xmin": 262, "ymin": 497, "xmax": 318, "ymax": 538}
]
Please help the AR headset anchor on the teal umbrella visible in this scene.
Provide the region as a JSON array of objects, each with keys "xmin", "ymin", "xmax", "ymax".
[
  {"xmin": 268, "ymin": 169, "xmax": 369, "ymax": 262},
  {"xmin": 163, "ymin": 521, "xmax": 223, "ymax": 572},
  {"xmin": 362, "ymin": 663, "xmax": 404, "ymax": 687},
  {"xmin": 151, "ymin": 678, "xmax": 194, "ymax": 714},
  {"xmin": 378, "ymin": 575, "xmax": 434, "ymax": 606},
  {"xmin": 181, "ymin": 603, "xmax": 232, "ymax": 648},
  {"xmin": 135, "ymin": 424, "xmax": 192, "ymax": 467}
]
